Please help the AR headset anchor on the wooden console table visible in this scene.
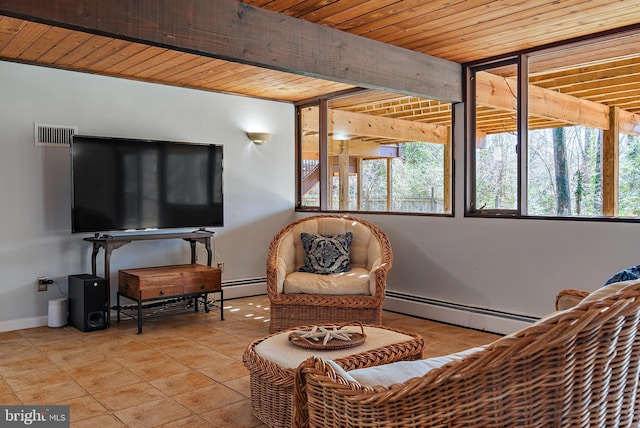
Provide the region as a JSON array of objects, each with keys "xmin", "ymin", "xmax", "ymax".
[
  {"xmin": 84, "ymin": 230, "xmax": 214, "ymax": 326},
  {"xmin": 118, "ymin": 264, "xmax": 223, "ymax": 334}
]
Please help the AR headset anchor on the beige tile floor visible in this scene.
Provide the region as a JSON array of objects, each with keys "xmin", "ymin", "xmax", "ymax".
[{"xmin": 0, "ymin": 295, "xmax": 501, "ymax": 427}]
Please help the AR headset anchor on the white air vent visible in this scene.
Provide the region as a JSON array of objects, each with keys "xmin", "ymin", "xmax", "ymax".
[{"xmin": 34, "ymin": 123, "xmax": 78, "ymax": 147}]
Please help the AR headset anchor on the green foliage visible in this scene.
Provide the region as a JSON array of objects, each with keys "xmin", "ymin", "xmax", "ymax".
[
  {"xmin": 619, "ymin": 135, "xmax": 640, "ymax": 216},
  {"xmin": 477, "ymin": 125, "xmax": 640, "ymax": 217},
  {"xmin": 395, "ymin": 142, "xmax": 444, "ymax": 198},
  {"xmin": 475, "ymin": 133, "xmax": 517, "ymax": 209},
  {"xmin": 360, "ymin": 159, "xmax": 387, "ymax": 211},
  {"xmin": 360, "ymin": 142, "xmax": 445, "ymax": 213},
  {"xmin": 552, "ymin": 127, "xmax": 571, "ymax": 215}
]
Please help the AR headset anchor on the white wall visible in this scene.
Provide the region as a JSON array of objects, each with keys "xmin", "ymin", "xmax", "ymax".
[
  {"xmin": 2, "ymin": 61, "xmax": 639, "ymax": 334},
  {"xmin": 373, "ymin": 213, "xmax": 639, "ymax": 317},
  {"xmin": 0, "ymin": 61, "xmax": 295, "ymax": 330}
]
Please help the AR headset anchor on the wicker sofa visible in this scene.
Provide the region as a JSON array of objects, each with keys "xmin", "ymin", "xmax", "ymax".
[
  {"xmin": 267, "ymin": 214, "xmax": 392, "ymax": 333},
  {"xmin": 294, "ymin": 279, "xmax": 640, "ymax": 427}
]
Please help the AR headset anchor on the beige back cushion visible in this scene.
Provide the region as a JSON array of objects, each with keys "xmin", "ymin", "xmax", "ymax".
[
  {"xmin": 580, "ymin": 278, "xmax": 640, "ymax": 305},
  {"xmin": 278, "ymin": 217, "xmax": 381, "ymax": 275},
  {"xmin": 517, "ymin": 279, "xmax": 640, "ymax": 341}
]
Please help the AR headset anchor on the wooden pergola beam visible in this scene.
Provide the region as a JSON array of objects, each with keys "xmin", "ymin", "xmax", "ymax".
[
  {"xmin": 477, "ymin": 71, "xmax": 640, "ymax": 135},
  {"xmin": 302, "ymin": 135, "xmax": 397, "ymax": 157},
  {"xmin": 619, "ymin": 109, "xmax": 640, "ymax": 135},
  {"xmin": 301, "ymin": 106, "xmax": 449, "ymax": 144},
  {"xmin": 0, "ymin": 0, "xmax": 462, "ymax": 102}
]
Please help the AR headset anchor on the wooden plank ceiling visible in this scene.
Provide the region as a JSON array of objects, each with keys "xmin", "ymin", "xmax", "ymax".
[{"xmin": 1, "ymin": 0, "xmax": 640, "ymax": 140}]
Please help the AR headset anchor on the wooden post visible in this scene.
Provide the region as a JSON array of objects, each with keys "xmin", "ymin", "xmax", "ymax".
[
  {"xmin": 319, "ymin": 100, "xmax": 329, "ymax": 211},
  {"xmin": 338, "ymin": 141, "xmax": 350, "ymax": 210},
  {"xmin": 356, "ymin": 157, "xmax": 362, "ymax": 210},
  {"xmin": 602, "ymin": 106, "xmax": 619, "ymax": 216},
  {"xmin": 386, "ymin": 158, "xmax": 392, "ymax": 211},
  {"xmin": 444, "ymin": 127, "xmax": 452, "ymax": 213}
]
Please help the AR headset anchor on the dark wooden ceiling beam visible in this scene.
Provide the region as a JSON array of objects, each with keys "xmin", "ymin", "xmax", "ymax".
[{"xmin": 0, "ymin": 0, "xmax": 462, "ymax": 102}]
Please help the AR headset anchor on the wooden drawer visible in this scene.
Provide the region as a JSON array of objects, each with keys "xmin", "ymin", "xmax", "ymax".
[
  {"xmin": 118, "ymin": 271, "xmax": 143, "ymax": 299},
  {"xmin": 183, "ymin": 270, "xmax": 222, "ymax": 294},
  {"xmin": 118, "ymin": 264, "xmax": 222, "ymax": 301},
  {"xmin": 119, "ymin": 270, "xmax": 184, "ymax": 300},
  {"xmin": 140, "ymin": 283, "xmax": 183, "ymax": 300}
]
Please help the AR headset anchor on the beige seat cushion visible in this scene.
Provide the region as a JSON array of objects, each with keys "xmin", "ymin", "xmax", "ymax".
[
  {"xmin": 283, "ymin": 267, "xmax": 371, "ymax": 295},
  {"xmin": 327, "ymin": 346, "xmax": 485, "ymax": 388},
  {"xmin": 255, "ymin": 326, "xmax": 416, "ymax": 369}
]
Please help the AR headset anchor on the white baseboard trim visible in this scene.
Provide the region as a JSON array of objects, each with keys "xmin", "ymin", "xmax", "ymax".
[
  {"xmin": 384, "ymin": 292, "xmax": 538, "ymax": 335},
  {"xmin": 1, "ymin": 278, "xmax": 268, "ymax": 333},
  {"xmin": 0, "ymin": 315, "xmax": 49, "ymax": 333}
]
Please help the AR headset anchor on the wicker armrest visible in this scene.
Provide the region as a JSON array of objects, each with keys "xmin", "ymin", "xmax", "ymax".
[
  {"xmin": 555, "ymin": 288, "xmax": 589, "ymax": 311},
  {"xmin": 294, "ymin": 356, "xmax": 365, "ymax": 428}
]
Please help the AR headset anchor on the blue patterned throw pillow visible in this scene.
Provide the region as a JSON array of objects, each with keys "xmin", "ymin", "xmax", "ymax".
[
  {"xmin": 603, "ymin": 264, "xmax": 640, "ymax": 286},
  {"xmin": 299, "ymin": 232, "xmax": 353, "ymax": 274}
]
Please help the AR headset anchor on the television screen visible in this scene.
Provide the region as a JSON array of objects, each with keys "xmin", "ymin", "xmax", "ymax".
[{"xmin": 71, "ymin": 135, "xmax": 223, "ymax": 233}]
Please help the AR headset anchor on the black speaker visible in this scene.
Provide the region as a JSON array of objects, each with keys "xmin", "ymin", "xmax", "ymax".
[{"xmin": 68, "ymin": 274, "xmax": 108, "ymax": 332}]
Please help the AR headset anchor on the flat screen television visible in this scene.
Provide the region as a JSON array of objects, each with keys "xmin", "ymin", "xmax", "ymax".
[{"xmin": 71, "ymin": 135, "xmax": 223, "ymax": 233}]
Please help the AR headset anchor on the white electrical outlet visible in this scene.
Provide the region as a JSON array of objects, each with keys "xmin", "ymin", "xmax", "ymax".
[{"xmin": 37, "ymin": 276, "xmax": 48, "ymax": 292}]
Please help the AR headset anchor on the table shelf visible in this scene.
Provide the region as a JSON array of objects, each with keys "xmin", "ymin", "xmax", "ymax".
[{"xmin": 84, "ymin": 229, "xmax": 216, "ymax": 327}]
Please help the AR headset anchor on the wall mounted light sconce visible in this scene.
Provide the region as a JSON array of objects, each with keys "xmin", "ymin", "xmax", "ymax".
[{"xmin": 247, "ymin": 132, "xmax": 272, "ymax": 145}]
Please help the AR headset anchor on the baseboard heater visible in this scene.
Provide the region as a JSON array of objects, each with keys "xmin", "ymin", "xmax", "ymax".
[
  {"xmin": 221, "ymin": 276, "xmax": 267, "ymax": 300},
  {"xmin": 384, "ymin": 290, "xmax": 540, "ymax": 335}
]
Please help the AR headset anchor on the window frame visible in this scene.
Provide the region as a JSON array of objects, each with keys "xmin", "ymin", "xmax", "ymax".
[
  {"xmin": 465, "ymin": 57, "xmax": 522, "ymax": 218},
  {"xmin": 464, "ymin": 27, "xmax": 640, "ymax": 223},
  {"xmin": 295, "ymin": 89, "xmax": 455, "ymax": 217}
]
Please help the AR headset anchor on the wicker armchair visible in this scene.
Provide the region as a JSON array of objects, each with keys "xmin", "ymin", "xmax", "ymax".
[
  {"xmin": 294, "ymin": 279, "xmax": 640, "ymax": 427},
  {"xmin": 555, "ymin": 265, "xmax": 640, "ymax": 311},
  {"xmin": 267, "ymin": 214, "xmax": 392, "ymax": 333}
]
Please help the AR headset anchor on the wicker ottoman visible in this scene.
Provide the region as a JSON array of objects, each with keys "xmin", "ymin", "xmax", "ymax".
[{"xmin": 242, "ymin": 324, "xmax": 425, "ymax": 428}]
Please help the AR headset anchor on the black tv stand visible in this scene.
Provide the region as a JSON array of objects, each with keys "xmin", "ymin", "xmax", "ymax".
[{"xmin": 84, "ymin": 230, "xmax": 215, "ymax": 326}]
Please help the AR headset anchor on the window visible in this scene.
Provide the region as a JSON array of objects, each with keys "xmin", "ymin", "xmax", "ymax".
[
  {"xmin": 299, "ymin": 105, "xmax": 320, "ymax": 208},
  {"xmin": 472, "ymin": 61, "xmax": 519, "ymax": 212},
  {"xmin": 467, "ymin": 30, "xmax": 640, "ymax": 220},
  {"xmin": 297, "ymin": 90, "xmax": 453, "ymax": 215}
]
